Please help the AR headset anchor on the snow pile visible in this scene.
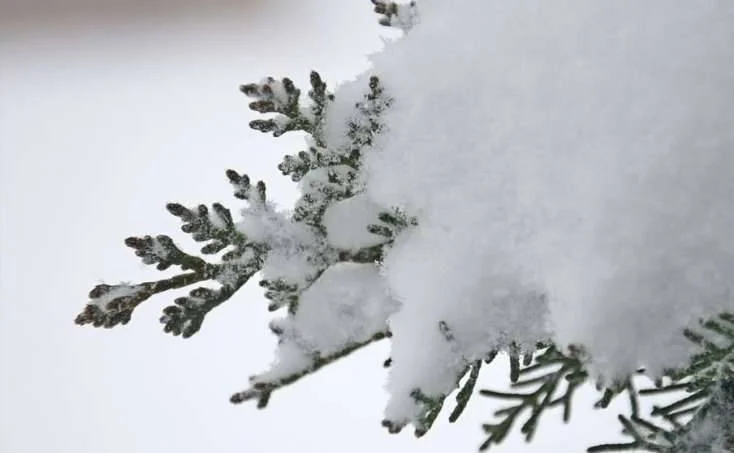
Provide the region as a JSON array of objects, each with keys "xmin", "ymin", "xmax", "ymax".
[
  {"xmin": 322, "ymin": 0, "xmax": 734, "ymax": 424},
  {"xmin": 252, "ymin": 262, "xmax": 398, "ymax": 384},
  {"xmin": 384, "ymin": 226, "xmax": 550, "ymax": 423},
  {"xmin": 323, "ymin": 193, "xmax": 386, "ymax": 250}
]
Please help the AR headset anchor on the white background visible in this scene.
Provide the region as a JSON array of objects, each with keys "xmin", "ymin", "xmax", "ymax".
[{"xmin": 1, "ymin": 2, "xmax": 625, "ymax": 452}]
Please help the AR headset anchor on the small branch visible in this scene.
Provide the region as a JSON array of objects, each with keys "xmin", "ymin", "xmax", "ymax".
[
  {"xmin": 230, "ymin": 331, "xmax": 389, "ymax": 407},
  {"xmin": 75, "ymin": 271, "xmax": 209, "ymax": 328},
  {"xmin": 160, "ymin": 267, "xmax": 255, "ymax": 338},
  {"xmin": 479, "ymin": 346, "xmax": 590, "ymax": 450},
  {"xmin": 449, "ymin": 360, "xmax": 482, "ymax": 423}
]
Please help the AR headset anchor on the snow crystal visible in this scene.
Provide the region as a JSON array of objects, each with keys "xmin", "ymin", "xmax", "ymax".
[{"xmin": 323, "ymin": 0, "xmax": 734, "ymax": 423}]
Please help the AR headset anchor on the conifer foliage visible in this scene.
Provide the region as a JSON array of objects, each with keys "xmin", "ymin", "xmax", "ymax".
[{"xmin": 76, "ymin": 1, "xmax": 734, "ymax": 451}]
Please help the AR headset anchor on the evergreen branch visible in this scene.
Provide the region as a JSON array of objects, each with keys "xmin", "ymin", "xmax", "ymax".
[
  {"xmin": 626, "ymin": 380, "xmax": 640, "ymax": 417},
  {"xmin": 346, "ymin": 76, "xmax": 391, "ymax": 150},
  {"xmin": 590, "ymin": 312, "xmax": 734, "ymax": 452},
  {"xmin": 158, "ymin": 240, "xmax": 264, "ymax": 338},
  {"xmin": 77, "ymin": 165, "xmax": 269, "ymax": 336},
  {"xmin": 76, "ymin": 241, "xmax": 265, "ymax": 337},
  {"xmin": 160, "ymin": 270, "xmax": 252, "ymax": 338},
  {"xmin": 293, "ymin": 166, "xmax": 358, "ymax": 227},
  {"xmin": 76, "ymin": 231, "xmax": 221, "ymax": 328},
  {"xmin": 75, "ymin": 272, "xmax": 209, "ymax": 328},
  {"xmin": 672, "ymin": 313, "xmax": 734, "ymax": 390},
  {"xmin": 275, "ymin": 72, "xmax": 337, "ymax": 181},
  {"xmin": 587, "ymin": 442, "xmax": 648, "ymax": 452},
  {"xmin": 242, "ymin": 75, "xmax": 396, "ymax": 395},
  {"xmin": 478, "ymin": 346, "xmax": 589, "ymax": 451},
  {"xmin": 509, "ymin": 346, "xmax": 522, "ymax": 383},
  {"xmin": 638, "ymin": 383, "xmax": 690, "ymax": 396},
  {"xmin": 125, "ymin": 234, "xmax": 209, "ymax": 272},
  {"xmin": 594, "ymin": 378, "xmax": 641, "ymax": 412},
  {"xmin": 166, "ymin": 202, "xmax": 247, "ymax": 254},
  {"xmin": 278, "ymin": 148, "xmax": 323, "ymax": 182},
  {"xmin": 306, "ymin": 70, "xmax": 333, "ymax": 146},
  {"xmin": 225, "ymin": 169, "xmax": 267, "ymax": 207},
  {"xmin": 650, "ymin": 390, "xmax": 707, "ymax": 420},
  {"xmin": 383, "ymin": 323, "xmax": 484, "ymax": 437},
  {"xmin": 660, "ymin": 407, "xmax": 696, "ymax": 429},
  {"xmin": 78, "ymin": 64, "xmax": 401, "ymax": 439},
  {"xmin": 259, "ymin": 278, "xmax": 299, "ymax": 312},
  {"xmin": 240, "ymin": 76, "xmax": 310, "ymax": 136},
  {"xmin": 485, "ymin": 350, "xmax": 499, "ymax": 364},
  {"xmin": 240, "ymin": 72, "xmax": 334, "ymax": 139},
  {"xmin": 412, "ymin": 324, "xmax": 483, "ymax": 433},
  {"xmin": 450, "ymin": 360, "xmax": 483, "ymax": 423},
  {"xmin": 368, "ymin": 209, "xmax": 418, "ymax": 241},
  {"xmin": 338, "ymin": 243, "xmax": 386, "ymax": 263},
  {"xmin": 288, "ymin": 76, "xmax": 391, "ymax": 227},
  {"xmin": 411, "ymin": 389, "xmax": 446, "ymax": 437},
  {"xmin": 230, "ymin": 331, "xmax": 390, "ymax": 408},
  {"xmin": 588, "ymin": 415, "xmax": 671, "ymax": 452}
]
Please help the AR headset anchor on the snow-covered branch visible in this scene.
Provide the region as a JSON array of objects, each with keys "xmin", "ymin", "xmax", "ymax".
[{"xmin": 77, "ymin": 1, "xmax": 734, "ymax": 451}]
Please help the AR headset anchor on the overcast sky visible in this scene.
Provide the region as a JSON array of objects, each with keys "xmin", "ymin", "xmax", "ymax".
[{"xmin": 0, "ymin": 2, "xmax": 628, "ymax": 452}]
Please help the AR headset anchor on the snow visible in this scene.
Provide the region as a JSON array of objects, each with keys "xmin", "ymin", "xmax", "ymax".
[
  {"xmin": 280, "ymin": 262, "xmax": 395, "ymax": 356},
  {"xmin": 384, "ymin": 1, "xmax": 419, "ymax": 32},
  {"xmin": 382, "ymin": 225, "xmax": 550, "ymax": 425},
  {"xmin": 89, "ymin": 282, "xmax": 143, "ymax": 311},
  {"xmin": 261, "ymin": 247, "xmax": 322, "ymax": 288},
  {"xmin": 214, "ymin": 247, "xmax": 259, "ymax": 287},
  {"xmin": 237, "ymin": 197, "xmax": 325, "ymax": 286},
  {"xmin": 236, "ymin": 0, "xmax": 734, "ymax": 436},
  {"xmin": 323, "ymin": 0, "xmax": 734, "ymax": 427},
  {"xmin": 257, "ymin": 77, "xmax": 292, "ymax": 109},
  {"xmin": 251, "ymin": 262, "xmax": 397, "ymax": 384},
  {"xmin": 297, "ymin": 165, "xmax": 355, "ymax": 200},
  {"xmin": 323, "ymin": 193, "xmax": 387, "ymax": 250}
]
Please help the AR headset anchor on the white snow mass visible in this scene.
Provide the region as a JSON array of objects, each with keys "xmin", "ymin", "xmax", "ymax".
[
  {"xmin": 252, "ymin": 262, "xmax": 397, "ymax": 384},
  {"xmin": 323, "ymin": 0, "xmax": 734, "ymax": 424}
]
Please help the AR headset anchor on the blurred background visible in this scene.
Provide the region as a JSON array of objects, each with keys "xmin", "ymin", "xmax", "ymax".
[
  {"xmin": 0, "ymin": 1, "xmax": 624, "ymax": 452},
  {"xmin": 0, "ymin": 0, "xmax": 265, "ymax": 29}
]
